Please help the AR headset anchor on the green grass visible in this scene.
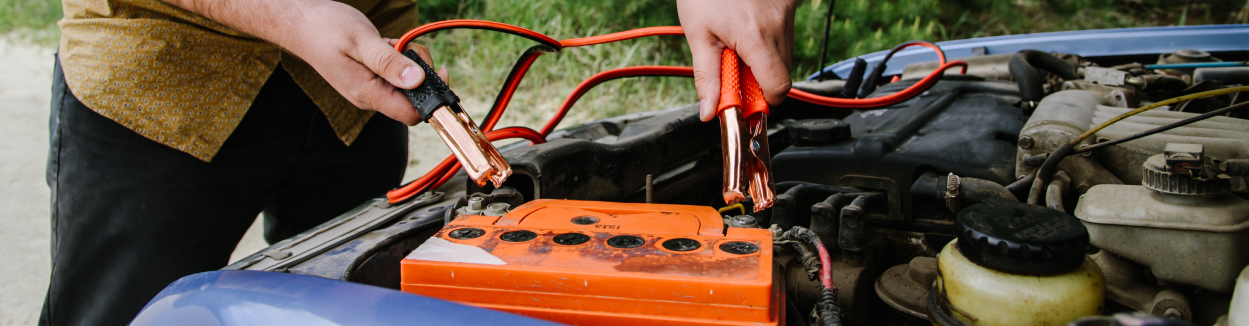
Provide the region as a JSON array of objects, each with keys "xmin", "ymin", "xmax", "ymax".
[
  {"xmin": 0, "ymin": 0, "xmax": 61, "ymax": 44},
  {"xmin": 8, "ymin": 0, "xmax": 1249, "ymax": 129}
]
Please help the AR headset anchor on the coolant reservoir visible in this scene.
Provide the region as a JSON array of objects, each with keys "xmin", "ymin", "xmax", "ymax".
[{"xmin": 930, "ymin": 202, "xmax": 1104, "ymax": 326}]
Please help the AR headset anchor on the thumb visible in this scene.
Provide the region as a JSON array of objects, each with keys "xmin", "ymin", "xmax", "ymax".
[
  {"xmin": 355, "ymin": 39, "xmax": 425, "ymax": 90},
  {"xmin": 688, "ymin": 39, "xmax": 724, "ymax": 122}
]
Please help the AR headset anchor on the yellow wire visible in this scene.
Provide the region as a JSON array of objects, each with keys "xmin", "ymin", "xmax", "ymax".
[
  {"xmin": 1072, "ymin": 85, "xmax": 1249, "ymax": 144},
  {"xmin": 718, "ymin": 203, "xmax": 745, "ymax": 215}
]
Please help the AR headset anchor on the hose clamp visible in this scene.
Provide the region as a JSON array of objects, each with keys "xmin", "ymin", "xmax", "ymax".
[{"xmin": 945, "ymin": 173, "xmax": 962, "ymax": 212}]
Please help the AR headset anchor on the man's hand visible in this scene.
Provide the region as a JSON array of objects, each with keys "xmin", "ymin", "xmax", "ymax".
[
  {"xmin": 677, "ymin": 0, "xmax": 796, "ymax": 122},
  {"xmin": 160, "ymin": 0, "xmax": 436, "ymax": 125}
]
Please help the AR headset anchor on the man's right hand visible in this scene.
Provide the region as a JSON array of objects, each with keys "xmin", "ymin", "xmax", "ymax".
[{"xmin": 161, "ymin": 0, "xmax": 436, "ymax": 125}]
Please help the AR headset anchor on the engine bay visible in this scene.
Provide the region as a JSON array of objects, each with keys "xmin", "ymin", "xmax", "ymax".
[{"xmin": 227, "ymin": 45, "xmax": 1249, "ymax": 326}]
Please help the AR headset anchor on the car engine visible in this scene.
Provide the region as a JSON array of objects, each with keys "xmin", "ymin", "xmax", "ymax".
[{"xmin": 226, "ymin": 45, "xmax": 1249, "ymax": 326}]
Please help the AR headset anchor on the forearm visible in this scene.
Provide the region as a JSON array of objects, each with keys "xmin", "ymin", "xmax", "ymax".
[{"xmin": 161, "ymin": 0, "xmax": 338, "ymax": 52}]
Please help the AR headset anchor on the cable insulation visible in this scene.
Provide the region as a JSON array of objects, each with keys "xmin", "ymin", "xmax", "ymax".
[{"xmin": 387, "ymin": 21, "xmax": 961, "ymax": 203}]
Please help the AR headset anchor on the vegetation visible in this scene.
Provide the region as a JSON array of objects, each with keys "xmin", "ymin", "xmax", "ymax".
[
  {"xmin": 5, "ymin": 0, "xmax": 1248, "ymax": 128},
  {"xmin": 0, "ymin": 0, "xmax": 61, "ymax": 43}
]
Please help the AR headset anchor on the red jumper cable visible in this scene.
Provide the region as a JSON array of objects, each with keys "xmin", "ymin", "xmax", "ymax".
[{"xmin": 385, "ymin": 20, "xmax": 967, "ymax": 204}]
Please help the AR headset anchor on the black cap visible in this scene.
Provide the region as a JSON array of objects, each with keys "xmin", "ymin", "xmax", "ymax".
[
  {"xmin": 956, "ymin": 202, "xmax": 1089, "ymax": 275},
  {"xmin": 789, "ymin": 119, "xmax": 851, "ymax": 146}
]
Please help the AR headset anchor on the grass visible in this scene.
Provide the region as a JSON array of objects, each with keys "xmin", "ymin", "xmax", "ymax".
[
  {"xmin": 0, "ymin": 0, "xmax": 61, "ymax": 44},
  {"xmin": 6, "ymin": 0, "xmax": 1249, "ymax": 129}
]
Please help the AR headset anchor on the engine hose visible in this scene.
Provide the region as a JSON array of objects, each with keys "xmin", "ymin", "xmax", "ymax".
[
  {"xmin": 818, "ymin": 287, "xmax": 843, "ymax": 326},
  {"xmin": 1028, "ymin": 143, "xmax": 1073, "ymax": 205},
  {"xmin": 1009, "ymin": 50, "xmax": 1079, "ymax": 105},
  {"xmin": 911, "ymin": 173, "xmax": 1018, "ymax": 212},
  {"xmin": 1045, "ymin": 171, "xmax": 1069, "ymax": 212},
  {"xmin": 1222, "ymin": 159, "xmax": 1249, "ymax": 176}
]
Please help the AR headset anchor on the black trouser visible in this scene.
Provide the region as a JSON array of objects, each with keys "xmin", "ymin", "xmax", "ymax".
[{"xmin": 41, "ymin": 57, "xmax": 408, "ymax": 326}]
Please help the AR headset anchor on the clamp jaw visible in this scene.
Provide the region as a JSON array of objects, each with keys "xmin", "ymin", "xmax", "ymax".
[
  {"xmin": 401, "ymin": 50, "xmax": 511, "ymax": 188},
  {"xmin": 717, "ymin": 49, "xmax": 775, "ymax": 212}
]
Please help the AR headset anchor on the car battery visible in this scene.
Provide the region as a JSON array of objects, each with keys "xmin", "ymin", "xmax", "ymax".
[{"xmin": 401, "ymin": 199, "xmax": 782, "ymax": 326}]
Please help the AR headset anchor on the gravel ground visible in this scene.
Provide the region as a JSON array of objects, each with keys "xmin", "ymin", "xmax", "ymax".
[{"xmin": 0, "ymin": 38, "xmax": 451, "ymax": 325}]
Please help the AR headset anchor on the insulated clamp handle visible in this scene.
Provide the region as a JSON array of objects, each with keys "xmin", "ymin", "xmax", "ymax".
[
  {"xmin": 716, "ymin": 49, "xmax": 769, "ymax": 117},
  {"xmin": 401, "ymin": 49, "xmax": 460, "ymax": 122}
]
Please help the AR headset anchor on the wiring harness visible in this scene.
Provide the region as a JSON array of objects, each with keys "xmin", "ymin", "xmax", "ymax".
[{"xmin": 386, "ymin": 20, "xmax": 967, "ymax": 203}]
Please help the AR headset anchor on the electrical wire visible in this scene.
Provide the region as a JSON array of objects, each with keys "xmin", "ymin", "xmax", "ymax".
[
  {"xmin": 811, "ymin": 238, "xmax": 833, "ymax": 291},
  {"xmin": 815, "ymin": 0, "xmax": 837, "ymax": 81},
  {"xmin": 542, "ymin": 66, "xmax": 694, "ymax": 135},
  {"xmin": 1026, "ymin": 85, "xmax": 1249, "ymax": 204},
  {"xmin": 788, "ymin": 61, "xmax": 967, "ymax": 108},
  {"xmin": 1072, "ymin": 100, "xmax": 1249, "ymax": 154},
  {"xmin": 386, "ymin": 126, "xmax": 545, "ymax": 203},
  {"xmin": 883, "ymin": 40, "xmax": 947, "ymax": 65},
  {"xmin": 717, "ymin": 203, "xmax": 746, "ymax": 215},
  {"xmin": 1071, "ymin": 85, "xmax": 1249, "ymax": 145},
  {"xmin": 387, "ymin": 20, "xmax": 963, "ymax": 203}
]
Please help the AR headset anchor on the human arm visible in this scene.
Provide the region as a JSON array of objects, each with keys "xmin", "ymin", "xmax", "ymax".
[
  {"xmin": 160, "ymin": 0, "xmax": 430, "ymax": 125},
  {"xmin": 677, "ymin": 0, "xmax": 797, "ymax": 122}
]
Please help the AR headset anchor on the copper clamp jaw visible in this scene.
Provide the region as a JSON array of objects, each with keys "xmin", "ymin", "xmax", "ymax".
[
  {"xmin": 717, "ymin": 49, "xmax": 775, "ymax": 212},
  {"xmin": 401, "ymin": 50, "xmax": 511, "ymax": 188}
]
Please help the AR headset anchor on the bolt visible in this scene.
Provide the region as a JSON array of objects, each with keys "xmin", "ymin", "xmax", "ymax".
[
  {"xmin": 1018, "ymin": 136, "xmax": 1035, "ymax": 149},
  {"xmin": 1077, "ymin": 182, "xmax": 1092, "ymax": 194},
  {"xmin": 467, "ymin": 197, "xmax": 485, "ymax": 211},
  {"xmin": 1163, "ymin": 308, "xmax": 1182, "ymax": 320},
  {"xmin": 751, "ymin": 140, "xmax": 761, "ymax": 151},
  {"xmin": 1078, "ymin": 144, "xmax": 1093, "ymax": 157},
  {"xmin": 484, "ymin": 203, "xmax": 510, "ymax": 216},
  {"xmin": 730, "ymin": 215, "xmax": 758, "ymax": 228}
]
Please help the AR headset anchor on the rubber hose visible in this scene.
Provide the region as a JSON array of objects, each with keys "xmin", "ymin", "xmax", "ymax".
[
  {"xmin": 911, "ymin": 174, "xmax": 1019, "ymax": 210},
  {"xmin": 1029, "ymin": 143, "xmax": 1075, "ymax": 205},
  {"xmin": 819, "ymin": 287, "xmax": 843, "ymax": 326},
  {"xmin": 842, "ymin": 58, "xmax": 868, "ymax": 98},
  {"xmin": 1045, "ymin": 178, "xmax": 1066, "ymax": 212},
  {"xmin": 1009, "ymin": 50, "xmax": 1079, "ymax": 103},
  {"xmin": 1194, "ymin": 67, "xmax": 1249, "ymax": 85},
  {"xmin": 1222, "ymin": 159, "xmax": 1249, "ymax": 176}
]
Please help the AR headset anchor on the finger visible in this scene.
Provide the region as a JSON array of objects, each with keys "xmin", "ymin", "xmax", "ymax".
[
  {"xmin": 348, "ymin": 72, "xmax": 422, "ymax": 125},
  {"xmin": 686, "ymin": 36, "xmax": 724, "ymax": 122},
  {"xmin": 406, "ymin": 44, "xmax": 434, "ymax": 66},
  {"xmin": 438, "ymin": 68, "xmax": 450, "ymax": 88},
  {"xmin": 372, "ymin": 89, "xmax": 423, "ymax": 125},
  {"xmin": 737, "ymin": 37, "xmax": 793, "ymax": 106},
  {"xmin": 353, "ymin": 38, "xmax": 424, "ymax": 90}
]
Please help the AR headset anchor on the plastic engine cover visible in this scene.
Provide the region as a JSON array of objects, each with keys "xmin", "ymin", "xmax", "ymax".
[{"xmin": 400, "ymin": 199, "xmax": 781, "ymax": 326}]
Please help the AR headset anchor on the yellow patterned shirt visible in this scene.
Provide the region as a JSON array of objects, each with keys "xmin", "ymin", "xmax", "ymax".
[{"xmin": 58, "ymin": 0, "xmax": 418, "ymax": 161}]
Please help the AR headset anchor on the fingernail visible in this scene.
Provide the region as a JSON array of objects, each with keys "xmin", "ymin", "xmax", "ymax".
[{"xmin": 401, "ymin": 66, "xmax": 422, "ymax": 87}]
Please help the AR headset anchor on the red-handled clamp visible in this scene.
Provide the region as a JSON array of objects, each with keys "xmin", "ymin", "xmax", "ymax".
[{"xmin": 717, "ymin": 49, "xmax": 775, "ymax": 212}]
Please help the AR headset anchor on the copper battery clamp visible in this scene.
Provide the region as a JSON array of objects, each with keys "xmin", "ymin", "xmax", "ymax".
[
  {"xmin": 717, "ymin": 49, "xmax": 775, "ymax": 212},
  {"xmin": 401, "ymin": 50, "xmax": 511, "ymax": 188}
]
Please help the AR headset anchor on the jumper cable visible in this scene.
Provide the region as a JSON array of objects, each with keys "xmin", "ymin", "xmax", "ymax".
[{"xmin": 386, "ymin": 20, "xmax": 967, "ymax": 204}]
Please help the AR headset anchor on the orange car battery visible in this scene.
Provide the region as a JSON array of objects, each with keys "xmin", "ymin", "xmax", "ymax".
[{"xmin": 400, "ymin": 199, "xmax": 782, "ymax": 326}]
